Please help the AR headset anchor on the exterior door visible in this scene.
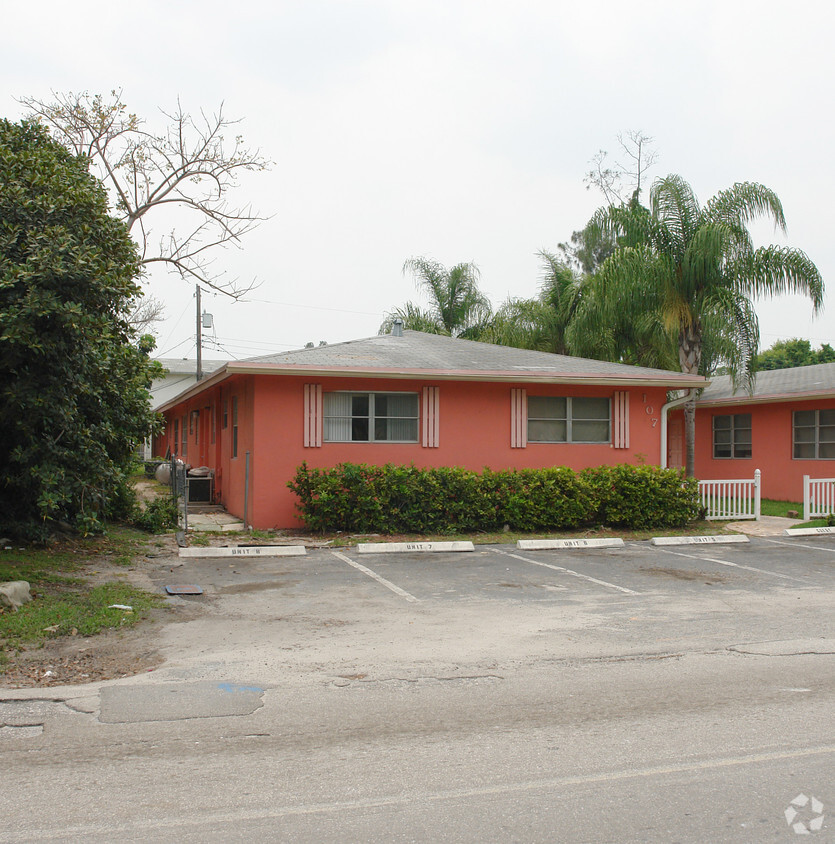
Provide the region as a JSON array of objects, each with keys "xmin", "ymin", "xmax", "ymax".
[{"xmin": 667, "ymin": 418, "xmax": 684, "ymax": 469}]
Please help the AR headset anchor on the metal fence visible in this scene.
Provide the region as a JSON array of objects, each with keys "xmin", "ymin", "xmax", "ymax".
[
  {"xmin": 698, "ymin": 469, "xmax": 761, "ymax": 521},
  {"xmin": 803, "ymin": 475, "xmax": 835, "ymax": 522}
]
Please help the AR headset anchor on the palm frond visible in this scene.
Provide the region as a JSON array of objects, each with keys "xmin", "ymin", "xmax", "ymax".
[
  {"xmin": 649, "ymin": 175, "xmax": 701, "ymax": 261},
  {"xmin": 704, "ymin": 182, "xmax": 786, "ymax": 234},
  {"xmin": 729, "ymin": 245, "xmax": 824, "ymax": 311}
]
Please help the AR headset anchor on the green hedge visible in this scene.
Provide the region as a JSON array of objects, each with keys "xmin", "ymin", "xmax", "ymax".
[{"xmin": 287, "ymin": 462, "xmax": 700, "ymax": 534}]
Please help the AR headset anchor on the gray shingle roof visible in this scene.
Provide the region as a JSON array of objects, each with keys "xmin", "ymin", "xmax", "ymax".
[
  {"xmin": 243, "ymin": 330, "xmax": 705, "ymax": 383},
  {"xmin": 698, "ymin": 362, "xmax": 835, "ymax": 405},
  {"xmin": 157, "ymin": 330, "xmax": 707, "ymax": 412}
]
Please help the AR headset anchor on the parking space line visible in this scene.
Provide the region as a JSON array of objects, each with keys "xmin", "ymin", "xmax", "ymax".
[
  {"xmin": 760, "ymin": 537, "xmax": 835, "ymax": 555},
  {"xmin": 653, "ymin": 548, "xmax": 808, "ymax": 582},
  {"xmin": 490, "ymin": 548, "xmax": 640, "ymax": 595},
  {"xmin": 330, "ymin": 551, "xmax": 420, "ymax": 603}
]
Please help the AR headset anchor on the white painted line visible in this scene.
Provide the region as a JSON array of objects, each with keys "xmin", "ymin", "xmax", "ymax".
[
  {"xmin": 490, "ymin": 548, "xmax": 640, "ymax": 595},
  {"xmin": 178, "ymin": 546, "xmax": 307, "ymax": 558},
  {"xmin": 331, "ymin": 551, "xmax": 420, "ymax": 603},
  {"xmin": 651, "ymin": 535, "xmax": 749, "ymax": 546},
  {"xmin": 760, "ymin": 537, "xmax": 835, "ymax": 555},
  {"xmin": 357, "ymin": 541, "xmax": 474, "ymax": 554},
  {"xmin": 517, "ymin": 538, "xmax": 625, "ymax": 550},
  {"xmin": 653, "ymin": 548, "xmax": 807, "ymax": 582},
  {"xmin": 784, "ymin": 526, "xmax": 835, "ymax": 536}
]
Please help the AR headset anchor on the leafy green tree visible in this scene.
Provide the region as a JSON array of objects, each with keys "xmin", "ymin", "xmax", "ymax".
[
  {"xmin": 381, "ymin": 257, "xmax": 492, "ymax": 339},
  {"xmin": 0, "ymin": 119, "xmax": 160, "ymax": 536},
  {"xmin": 754, "ymin": 337, "xmax": 835, "ymax": 370},
  {"xmin": 571, "ymin": 175, "xmax": 824, "ymax": 476}
]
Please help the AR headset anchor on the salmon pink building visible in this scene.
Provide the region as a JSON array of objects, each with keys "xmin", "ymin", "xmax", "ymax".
[
  {"xmin": 155, "ymin": 328, "xmax": 707, "ymax": 529},
  {"xmin": 690, "ymin": 362, "xmax": 835, "ymax": 501}
]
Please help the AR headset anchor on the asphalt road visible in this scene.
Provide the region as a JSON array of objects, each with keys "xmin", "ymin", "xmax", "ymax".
[{"xmin": 2, "ymin": 535, "xmax": 834, "ymax": 842}]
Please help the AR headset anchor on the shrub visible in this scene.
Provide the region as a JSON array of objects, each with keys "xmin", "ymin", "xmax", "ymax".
[
  {"xmin": 132, "ymin": 495, "xmax": 179, "ymax": 533},
  {"xmin": 581, "ymin": 465, "xmax": 700, "ymax": 529},
  {"xmin": 287, "ymin": 462, "xmax": 701, "ymax": 533}
]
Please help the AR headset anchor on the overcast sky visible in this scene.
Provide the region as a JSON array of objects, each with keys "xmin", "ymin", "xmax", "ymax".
[{"xmin": 4, "ymin": 0, "xmax": 833, "ymax": 362}]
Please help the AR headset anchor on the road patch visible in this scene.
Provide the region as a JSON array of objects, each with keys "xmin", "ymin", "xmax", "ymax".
[{"xmin": 99, "ymin": 681, "xmax": 266, "ymax": 723}]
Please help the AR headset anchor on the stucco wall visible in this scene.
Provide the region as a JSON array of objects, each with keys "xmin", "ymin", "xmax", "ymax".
[
  {"xmin": 249, "ymin": 376, "xmax": 670, "ymax": 528},
  {"xmin": 693, "ymin": 398, "xmax": 835, "ymax": 501},
  {"xmin": 161, "ymin": 375, "xmax": 674, "ymax": 528}
]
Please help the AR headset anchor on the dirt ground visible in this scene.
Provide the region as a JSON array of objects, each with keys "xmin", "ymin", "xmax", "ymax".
[{"xmin": 0, "ymin": 533, "xmax": 199, "ymax": 690}]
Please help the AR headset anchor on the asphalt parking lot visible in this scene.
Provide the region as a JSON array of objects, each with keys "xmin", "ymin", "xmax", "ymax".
[{"xmin": 168, "ymin": 533, "xmax": 835, "ymax": 607}]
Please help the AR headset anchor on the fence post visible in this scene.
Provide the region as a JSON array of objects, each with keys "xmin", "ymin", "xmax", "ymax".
[
  {"xmin": 803, "ymin": 475, "xmax": 810, "ymax": 522},
  {"xmin": 753, "ymin": 469, "xmax": 761, "ymax": 520}
]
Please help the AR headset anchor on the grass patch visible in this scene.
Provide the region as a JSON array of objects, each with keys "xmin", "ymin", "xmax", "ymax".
[
  {"xmin": 760, "ymin": 498, "xmax": 803, "ymax": 518},
  {"xmin": 0, "ymin": 527, "xmax": 165, "ymax": 670},
  {"xmin": 0, "ymin": 583, "xmax": 165, "ymax": 649}
]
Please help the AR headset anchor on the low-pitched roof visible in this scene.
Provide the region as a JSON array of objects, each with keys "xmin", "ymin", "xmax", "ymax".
[
  {"xmin": 158, "ymin": 330, "xmax": 707, "ymax": 412},
  {"xmin": 697, "ymin": 361, "xmax": 835, "ymax": 406},
  {"xmin": 153, "ymin": 358, "xmax": 229, "ymax": 374}
]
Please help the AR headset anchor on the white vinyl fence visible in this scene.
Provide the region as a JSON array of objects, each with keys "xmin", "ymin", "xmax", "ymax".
[
  {"xmin": 698, "ymin": 469, "xmax": 761, "ymax": 521},
  {"xmin": 803, "ymin": 475, "xmax": 835, "ymax": 522}
]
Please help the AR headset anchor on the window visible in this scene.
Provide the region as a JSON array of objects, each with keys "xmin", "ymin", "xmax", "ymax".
[
  {"xmin": 713, "ymin": 413, "xmax": 752, "ymax": 459},
  {"xmin": 323, "ymin": 392, "xmax": 419, "ymax": 442},
  {"xmin": 211, "ymin": 405, "xmax": 216, "ymax": 444},
  {"xmin": 192, "ymin": 410, "xmax": 200, "ymax": 444},
  {"xmin": 793, "ymin": 409, "xmax": 835, "ymax": 459},
  {"xmin": 173, "ymin": 419, "xmax": 179, "ymax": 456},
  {"xmin": 181, "ymin": 415, "xmax": 187, "ymax": 457},
  {"xmin": 527, "ymin": 396, "xmax": 610, "ymax": 443},
  {"xmin": 222, "ymin": 399, "xmax": 228, "ymax": 429},
  {"xmin": 232, "ymin": 396, "xmax": 238, "ymax": 458}
]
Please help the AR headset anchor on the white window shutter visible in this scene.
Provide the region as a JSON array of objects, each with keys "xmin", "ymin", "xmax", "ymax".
[
  {"xmin": 511, "ymin": 388, "xmax": 527, "ymax": 448},
  {"xmin": 422, "ymin": 386, "xmax": 440, "ymax": 447},
  {"xmin": 613, "ymin": 390, "xmax": 630, "ymax": 449},
  {"xmin": 304, "ymin": 384, "xmax": 323, "ymax": 447}
]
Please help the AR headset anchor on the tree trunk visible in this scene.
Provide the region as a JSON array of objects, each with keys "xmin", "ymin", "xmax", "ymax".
[{"xmin": 678, "ymin": 326, "xmax": 702, "ymax": 478}]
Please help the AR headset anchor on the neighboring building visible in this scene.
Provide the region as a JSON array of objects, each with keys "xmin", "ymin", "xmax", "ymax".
[
  {"xmin": 691, "ymin": 362, "xmax": 835, "ymax": 501},
  {"xmin": 155, "ymin": 328, "xmax": 707, "ymax": 529},
  {"xmin": 140, "ymin": 358, "xmax": 228, "ymax": 459},
  {"xmin": 150, "ymin": 358, "xmax": 229, "ymax": 410}
]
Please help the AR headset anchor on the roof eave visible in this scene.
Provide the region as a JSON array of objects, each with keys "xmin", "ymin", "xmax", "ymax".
[
  {"xmin": 697, "ymin": 389, "xmax": 835, "ymax": 408},
  {"xmin": 156, "ymin": 362, "xmax": 707, "ymax": 413}
]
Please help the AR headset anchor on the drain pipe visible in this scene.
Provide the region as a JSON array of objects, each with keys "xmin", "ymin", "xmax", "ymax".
[{"xmin": 660, "ymin": 390, "xmax": 694, "ymax": 468}]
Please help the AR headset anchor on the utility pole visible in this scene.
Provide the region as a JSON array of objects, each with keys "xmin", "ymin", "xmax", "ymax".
[{"xmin": 196, "ymin": 284, "xmax": 203, "ymax": 381}]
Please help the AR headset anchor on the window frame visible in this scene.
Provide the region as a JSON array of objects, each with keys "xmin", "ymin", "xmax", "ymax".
[
  {"xmin": 526, "ymin": 395, "xmax": 611, "ymax": 444},
  {"xmin": 323, "ymin": 391, "xmax": 420, "ymax": 443},
  {"xmin": 712, "ymin": 412, "xmax": 752, "ymax": 460},
  {"xmin": 793, "ymin": 408, "xmax": 835, "ymax": 460}
]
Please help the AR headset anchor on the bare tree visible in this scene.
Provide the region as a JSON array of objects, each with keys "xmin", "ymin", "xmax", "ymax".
[
  {"xmin": 128, "ymin": 294, "xmax": 166, "ymax": 333},
  {"xmin": 584, "ymin": 130, "xmax": 658, "ymax": 206},
  {"xmin": 19, "ymin": 90, "xmax": 270, "ymax": 298}
]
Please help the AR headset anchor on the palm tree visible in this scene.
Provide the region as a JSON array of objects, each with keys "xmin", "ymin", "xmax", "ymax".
[
  {"xmin": 381, "ymin": 257, "xmax": 492, "ymax": 339},
  {"xmin": 570, "ymin": 175, "xmax": 824, "ymax": 476},
  {"xmin": 487, "ymin": 251, "xmax": 585, "ymax": 354}
]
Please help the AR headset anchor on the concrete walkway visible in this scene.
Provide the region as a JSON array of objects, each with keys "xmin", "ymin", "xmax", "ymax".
[
  {"xmin": 182, "ymin": 505, "xmax": 245, "ymax": 532},
  {"xmin": 726, "ymin": 515, "xmax": 804, "ymax": 536}
]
